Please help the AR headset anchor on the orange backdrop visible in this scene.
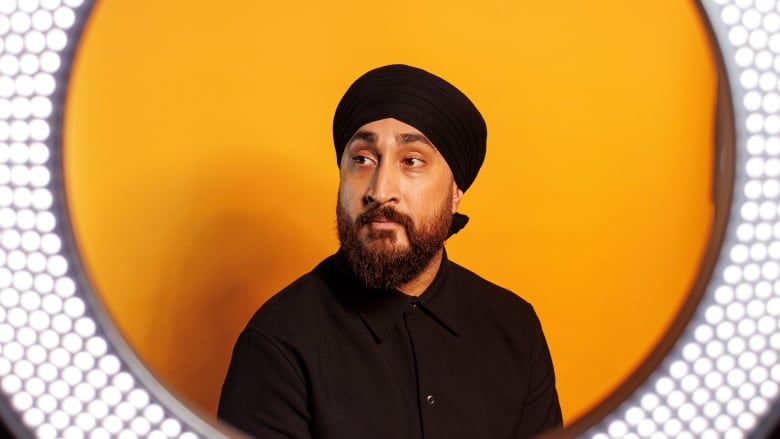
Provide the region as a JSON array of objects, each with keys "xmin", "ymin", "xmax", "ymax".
[{"xmin": 63, "ymin": 0, "xmax": 717, "ymax": 426}]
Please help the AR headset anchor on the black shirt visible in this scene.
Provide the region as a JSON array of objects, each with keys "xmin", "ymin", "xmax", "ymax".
[{"xmin": 218, "ymin": 250, "xmax": 562, "ymax": 438}]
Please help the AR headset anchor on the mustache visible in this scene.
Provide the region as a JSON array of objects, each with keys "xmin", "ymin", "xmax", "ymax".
[{"xmin": 356, "ymin": 205, "xmax": 413, "ymax": 229}]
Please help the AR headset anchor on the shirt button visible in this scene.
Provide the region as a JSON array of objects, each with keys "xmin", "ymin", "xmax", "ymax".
[
  {"xmin": 426, "ymin": 394, "xmax": 436, "ymax": 405},
  {"xmin": 410, "ymin": 302, "xmax": 418, "ymax": 309}
]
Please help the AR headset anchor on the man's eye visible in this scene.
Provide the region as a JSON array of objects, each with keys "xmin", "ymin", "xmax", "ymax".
[
  {"xmin": 352, "ymin": 155, "xmax": 374, "ymax": 166},
  {"xmin": 403, "ymin": 157, "xmax": 424, "ymax": 167}
]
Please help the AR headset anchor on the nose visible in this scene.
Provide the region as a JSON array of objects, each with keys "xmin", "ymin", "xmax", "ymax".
[{"xmin": 365, "ymin": 162, "xmax": 400, "ymax": 205}]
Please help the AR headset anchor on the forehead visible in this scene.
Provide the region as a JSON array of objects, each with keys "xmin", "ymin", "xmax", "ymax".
[
  {"xmin": 351, "ymin": 118, "xmax": 432, "ymax": 145},
  {"xmin": 357, "ymin": 118, "xmax": 420, "ymax": 132}
]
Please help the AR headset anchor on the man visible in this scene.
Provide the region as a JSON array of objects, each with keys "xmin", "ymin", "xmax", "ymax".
[{"xmin": 218, "ymin": 64, "xmax": 562, "ymax": 438}]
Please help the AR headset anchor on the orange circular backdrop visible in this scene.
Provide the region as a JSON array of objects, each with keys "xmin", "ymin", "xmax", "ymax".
[{"xmin": 64, "ymin": 0, "xmax": 717, "ymax": 425}]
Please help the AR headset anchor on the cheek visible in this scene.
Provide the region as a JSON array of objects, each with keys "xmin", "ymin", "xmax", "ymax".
[
  {"xmin": 337, "ymin": 181, "xmax": 360, "ymax": 211},
  {"xmin": 339, "ymin": 171, "xmax": 373, "ymax": 203},
  {"xmin": 401, "ymin": 188, "xmax": 440, "ymax": 224},
  {"xmin": 403, "ymin": 177, "xmax": 451, "ymax": 209}
]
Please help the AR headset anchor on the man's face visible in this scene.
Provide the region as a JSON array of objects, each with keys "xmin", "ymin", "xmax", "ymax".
[{"xmin": 336, "ymin": 118, "xmax": 463, "ymax": 290}]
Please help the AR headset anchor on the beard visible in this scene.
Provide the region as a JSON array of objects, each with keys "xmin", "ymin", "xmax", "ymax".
[{"xmin": 336, "ymin": 193, "xmax": 453, "ymax": 291}]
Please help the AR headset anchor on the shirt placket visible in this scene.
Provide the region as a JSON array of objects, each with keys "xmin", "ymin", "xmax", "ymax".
[{"xmin": 403, "ymin": 300, "xmax": 439, "ymax": 439}]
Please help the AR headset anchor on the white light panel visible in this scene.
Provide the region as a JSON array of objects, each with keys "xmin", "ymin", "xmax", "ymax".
[{"xmin": 0, "ymin": 0, "xmax": 222, "ymax": 437}]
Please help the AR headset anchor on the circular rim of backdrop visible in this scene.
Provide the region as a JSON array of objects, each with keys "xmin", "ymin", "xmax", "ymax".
[{"xmin": 1, "ymin": 0, "xmax": 780, "ymax": 438}]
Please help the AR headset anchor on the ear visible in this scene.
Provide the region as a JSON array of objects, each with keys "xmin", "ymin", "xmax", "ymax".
[{"xmin": 451, "ymin": 181, "xmax": 464, "ymax": 214}]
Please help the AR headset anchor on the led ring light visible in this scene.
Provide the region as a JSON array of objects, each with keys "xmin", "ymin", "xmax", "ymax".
[{"xmin": 1, "ymin": 0, "xmax": 779, "ymax": 438}]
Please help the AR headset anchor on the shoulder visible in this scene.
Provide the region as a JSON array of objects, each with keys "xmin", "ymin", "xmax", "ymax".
[
  {"xmin": 446, "ymin": 259, "xmax": 540, "ymax": 323},
  {"xmin": 447, "ymin": 260, "xmax": 532, "ymax": 307},
  {"xmin": 244, "ymin": 255, "xmax": 341, "ymax": 335}
]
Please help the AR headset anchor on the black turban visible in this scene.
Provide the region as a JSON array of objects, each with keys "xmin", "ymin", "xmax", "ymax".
[{"xmin": 332, "ymin": 64, "xmax": 487, "ymax": 193}]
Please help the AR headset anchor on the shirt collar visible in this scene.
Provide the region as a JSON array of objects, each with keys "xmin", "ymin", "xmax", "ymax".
[{"xmin": 330, "ymin": 249, "xmax": 460, "ymax": 342}]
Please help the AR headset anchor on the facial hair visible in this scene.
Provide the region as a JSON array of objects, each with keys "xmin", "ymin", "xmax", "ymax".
[{"xmin": 336, "ymin": 193, "xmax": 453, "ymax": 291}]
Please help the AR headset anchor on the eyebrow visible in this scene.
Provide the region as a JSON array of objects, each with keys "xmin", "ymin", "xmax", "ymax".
[
  {"xmin": 348, "ymin": 131, "xmax": 376, "ymax": 145},
  {"xmin": 347, "ymin": 130, "xmax": 435, "ymax": 149},
  {"xmin": 398, "ymin": 132, "xmax": 434, "ymax": 148}
]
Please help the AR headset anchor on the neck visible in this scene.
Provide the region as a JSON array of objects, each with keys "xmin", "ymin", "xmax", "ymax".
[{"xmin": 397, "ymin": 249, "xmax": 444, "ymax": 296}]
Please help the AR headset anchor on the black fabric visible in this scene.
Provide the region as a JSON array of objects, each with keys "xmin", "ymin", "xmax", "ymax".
[
  {"xmin": 448, "ymin": 212, "xmax": 469, "ymax": 237},
  {"xmin": 332, "ymin": 64, "xmax": 487, "ymax": 193},
  {"xmin": 218, "ymin": 251, "xmax": 562, "ymax": 439}
]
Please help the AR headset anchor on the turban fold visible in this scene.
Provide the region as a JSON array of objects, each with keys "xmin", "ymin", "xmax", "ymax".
[{"xmin": 332, "ymin": 64, "xmax": 487, "ymax": 193}]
